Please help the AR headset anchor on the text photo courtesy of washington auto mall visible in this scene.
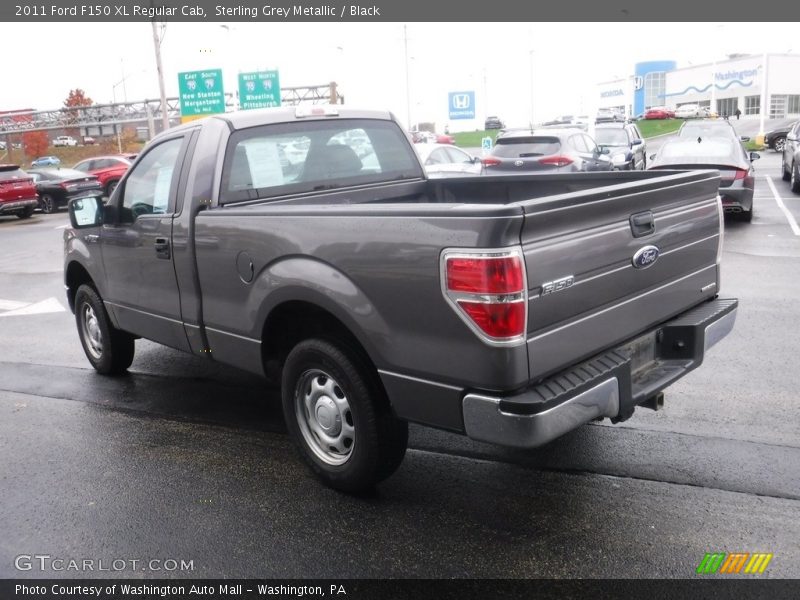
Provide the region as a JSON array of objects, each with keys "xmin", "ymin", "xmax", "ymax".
[{"xmin": 1, "ymin": 1, "xmax": 800, "ymax": 598}]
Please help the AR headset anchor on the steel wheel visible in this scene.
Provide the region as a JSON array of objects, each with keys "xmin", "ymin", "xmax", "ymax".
[
  {"xmin": 81, "ymin": 303, "xmax": 103, "ymax": 360},
  {"xmin": 295, "ymin": 369, "xmax": 355, "ymax": 466},
  {"xmin": 74, "ymin": 284, "xmax": 135, "ymax": 374},
  {"xmin": 281, "ymin": 338, "xmax": 408, "ymax": 492}
]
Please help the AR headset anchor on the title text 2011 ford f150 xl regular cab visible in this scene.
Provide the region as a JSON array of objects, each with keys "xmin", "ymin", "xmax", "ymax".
[{"xmin": 64, "ymin": 107, "xmax": 737, "ymax": 492}]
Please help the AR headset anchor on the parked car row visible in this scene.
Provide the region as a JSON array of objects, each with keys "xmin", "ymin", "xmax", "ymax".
[
  {"xmin": 765, "ymin": 120, "xmax": 798, "ymax": 153},
  {"xmin": 0, "ymin": 153, "xmax": 135, "ymax": 219}
]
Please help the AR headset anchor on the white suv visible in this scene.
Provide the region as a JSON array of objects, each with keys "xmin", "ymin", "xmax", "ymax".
[{"xmin": 53, "ymin": 136, "xmax": 78, "ymax": 147}]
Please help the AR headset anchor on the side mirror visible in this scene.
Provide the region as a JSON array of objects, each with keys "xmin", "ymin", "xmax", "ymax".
[
  {"xmin": 471, "ymin": 156, "xmax": 482, "ymax": 164},
  {"xmin": 750, "ymin": 152, "xmax": 761, "ymax": 161},
  {"xmin": 631, "ymin": 138, "xmax": 643, "ymax": 146},
  {"xmin": 68, "ymin": 195, "xmax": 104, "ymax": 228}
]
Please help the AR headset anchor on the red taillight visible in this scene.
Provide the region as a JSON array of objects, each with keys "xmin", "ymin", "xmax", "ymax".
[
  {"xmin": 539, "ymin": 155, "xmax": 573, "ymax": 167},
  {"xmin": 446, "ymin": 256, "xmax": 524, "ymax": 294},
  {"xmin": 457, "ymin": 301, "xmax": 526, "ymax": 339},
  {"xmin": 481, "ymin": 157, "xmax": 502, "ymax": 167},
  {"xmin": 733, "ymin": 169, "xmax": 747, "ymax": 180},
  {"xmin": 442, "ymin": 251, "xmax": 527, "ymax": 343}
]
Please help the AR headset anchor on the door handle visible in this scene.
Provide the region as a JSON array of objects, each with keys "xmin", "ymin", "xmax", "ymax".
[
  {"xmin": 154, "ymin": 237, "xmax": 171, "ymax": 259},
  {"xmin": 629, "ymin": 211, "xmax": 655, "ymax": 238}
]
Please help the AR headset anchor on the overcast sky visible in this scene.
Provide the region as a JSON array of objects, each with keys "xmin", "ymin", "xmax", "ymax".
[{"xmin": 1, "ymin": 22, "xmax": 796, "ymax": 130}]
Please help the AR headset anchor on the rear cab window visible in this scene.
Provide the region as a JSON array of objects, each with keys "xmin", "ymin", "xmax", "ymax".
[{"xmin": 219, "ymin": 118, "xmax": 424, "ymax": 204}]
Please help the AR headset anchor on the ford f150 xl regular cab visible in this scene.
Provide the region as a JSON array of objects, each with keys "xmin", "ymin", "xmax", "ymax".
[{"xmin": 64, "ymin": 106, "xmax": 738, "ymax": 492}]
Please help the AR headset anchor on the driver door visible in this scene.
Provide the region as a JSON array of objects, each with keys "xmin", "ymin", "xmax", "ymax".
[{"xmin": 99, "ymin": 134, "xmax": 191, "ymax": 352}]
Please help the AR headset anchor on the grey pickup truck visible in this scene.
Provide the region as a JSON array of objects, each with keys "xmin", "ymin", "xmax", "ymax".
[{"xmin": 64, "ymin": 106, "xmax": 737, "ymax": 492}]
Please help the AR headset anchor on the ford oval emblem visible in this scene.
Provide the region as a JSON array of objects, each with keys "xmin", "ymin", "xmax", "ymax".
[{"xmin": 632, "ymin": 245, "xmax": 660, "ymax": 269}]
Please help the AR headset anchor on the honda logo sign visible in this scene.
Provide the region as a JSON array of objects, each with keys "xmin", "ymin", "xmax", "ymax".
[{"xmin": 448, "ymin": 91, "xmax": 476, "ymax": 120}]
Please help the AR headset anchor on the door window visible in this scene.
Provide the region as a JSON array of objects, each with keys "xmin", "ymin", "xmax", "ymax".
[{"xmin": 120, "ymin": 137, "xmax": 183, "ymax": 222}]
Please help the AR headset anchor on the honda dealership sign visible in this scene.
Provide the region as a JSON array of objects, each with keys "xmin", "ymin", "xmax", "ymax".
[{"xmin": 448, "ymin": 91, "xmax": 475, "ymax": 120}]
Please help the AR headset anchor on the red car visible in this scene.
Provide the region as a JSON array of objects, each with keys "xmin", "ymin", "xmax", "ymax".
[
  {"xmin": 0, "ymin": 164, "xmax": 38, "ymax": 219},
  {"xmin": 645, "ymin": 107, "xmax": 674, "ymax": 120},
  {"xmin": 435, "ymin": 133, "xmax": 455, "ymax": 145},
  {"xmin": 72, "ymin": 155, "xmax": 134, "ymax": 196}
]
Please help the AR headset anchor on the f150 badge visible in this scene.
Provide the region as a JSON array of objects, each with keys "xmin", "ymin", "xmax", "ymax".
[
  {"xmin": 541, "ymin": 275, "xmax": 574, "ymax": 295},
  {"xmin": 632, "ymin": 245, "xmax": 660, "ymax": 269}
]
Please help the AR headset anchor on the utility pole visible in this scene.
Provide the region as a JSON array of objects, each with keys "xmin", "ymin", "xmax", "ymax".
[
  {"xmin": 404, "ymin": 24, "xmax": 411, "ymax": 130},
  {"xmin": 151, "ymin": 20, "xmax": 170, "ymax": 132}
]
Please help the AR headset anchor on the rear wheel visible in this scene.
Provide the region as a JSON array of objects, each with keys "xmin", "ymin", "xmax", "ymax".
[
  {"xmin": 74, "ymin": 284, "xmax": 135, "ymax": 374},
  {"xmin": 281, "ymin": 338, "xmax": 408, "ymax": 493},
  {"xmin": 16, "ymin": 206, "xmax": 34, "ymax": 219},
  {"xmin": 40, "ymin": 194, "xmax": 57, "ymax": 214}
]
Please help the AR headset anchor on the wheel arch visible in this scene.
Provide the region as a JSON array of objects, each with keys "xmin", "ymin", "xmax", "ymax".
[{"xmin": 65, "ymin": 261, "xmax": 95, "ymax": 313}]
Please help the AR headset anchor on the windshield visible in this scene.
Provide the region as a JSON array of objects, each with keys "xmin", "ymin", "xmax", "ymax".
[{"xmin": 595, "ymin": 129, "xmax": 628, "ymax": 146}]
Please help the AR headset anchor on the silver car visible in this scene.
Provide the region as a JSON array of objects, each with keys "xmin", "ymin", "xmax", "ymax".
[
  {"xmin": 414, "ymin": 143, "xmax": 482, "ymax": 177},
  {"xmin": 594, "ymin": 123, "xmax": 647, "ymax": 170},
  {"xmin": 780, "ymin": 120, "xmax": 800, "ymax": 193},
  {"xmin": 482, "ymin": 128, "xmax": 613, "ymax": 173}
]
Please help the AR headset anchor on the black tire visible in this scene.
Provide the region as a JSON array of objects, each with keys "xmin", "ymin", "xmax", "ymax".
[
  {"xmin": 40, "ymin": 194, "xmax": 57, "ymax": 214},
  {"xmin": 74, "ymin": 284, "xmax": 135, "ymax": 375},
  {"xmin": 281, "ymin": 338, "xmax": 408, "ymax": 493},
  {"xmin": 792, "ymin": 162, "xmax": 800, "ymax": 194},
  {"xmin": 783, "ymin": 158, "xmax": 792, "ymax": 182},
  {"xmin": 774, "ymin": 136, "xmax": 786, "ymax": 153},
  {"xmin": 16, "ymin": 206, "xmax": 34, "ymax": 219},
  {"xmin": 739, "ymin": 208, "xmax": 753, "ymax": 223},
  {"xmin": 106, "ymin": 180, "xmax": 119, "ymax": 197}
]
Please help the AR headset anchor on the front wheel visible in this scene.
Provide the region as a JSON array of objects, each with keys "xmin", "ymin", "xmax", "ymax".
[
  {"xmin": 774, "ymin": 137, "xmax": 786, "ymax": 153},
  {"xmin": 74, "ymin": 284, "xmax": 135, "ymax": 374},
  {"xmin": 281, "ymin": 338, "xmax": 408, "ymax": 493}
]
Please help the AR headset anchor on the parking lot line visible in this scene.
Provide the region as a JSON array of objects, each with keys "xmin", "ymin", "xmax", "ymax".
[{"xmin": 765, "ymin": 176, "xmax": 800, "ymax": 236}]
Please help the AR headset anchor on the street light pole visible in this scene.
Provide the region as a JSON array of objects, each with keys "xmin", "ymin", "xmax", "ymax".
[
  {"xmin": 528, "ymin": 50, "xmax": 534, "ymax": 128},
  {"xmin": 151, "ymin": 20, "xmax": 170, "ymax": 132},
  {"xmin": 404, "ymin": 24, "xmax": 412, "ymax": 130}
]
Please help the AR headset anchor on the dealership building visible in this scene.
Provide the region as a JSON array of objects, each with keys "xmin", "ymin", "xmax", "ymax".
[{"xmin": 597, "ymin": 53, "xmax": 800, "ymax": 120}]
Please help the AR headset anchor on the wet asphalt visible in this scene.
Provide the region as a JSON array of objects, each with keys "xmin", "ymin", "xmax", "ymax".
[{"xmin": 0, "ymin": 149, "xmax": 799, "ymax": 579}]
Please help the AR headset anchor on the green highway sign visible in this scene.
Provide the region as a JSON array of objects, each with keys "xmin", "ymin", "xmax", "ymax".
[
  {"xmin": 178, "ymin": 69, "xmax": 225, "ymax": 119},
  {"xmin": 238, "ymin": 70, "xmax": 281, "ymax": 110}
]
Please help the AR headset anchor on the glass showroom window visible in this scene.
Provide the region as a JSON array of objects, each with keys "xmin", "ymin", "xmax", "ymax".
[
  {"xmin": 644, "ymin": 72, "xmax": 666, "ymax": 109},
  {"xmin": 744, "ymin": 95, "xmax": 760, "ymax": 116},
  {"xmin": 788, "ymin": 95, "xmax": 800, "ymax": 114},
  {"xmin": 717, "ymin": 98, "xmax": 738, "ymax": 117}
]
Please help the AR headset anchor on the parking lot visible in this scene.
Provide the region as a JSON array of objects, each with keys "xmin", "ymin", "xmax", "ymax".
[{"xmin": 0, "ymin": 147, "xmax": 799, "ymax": 578}]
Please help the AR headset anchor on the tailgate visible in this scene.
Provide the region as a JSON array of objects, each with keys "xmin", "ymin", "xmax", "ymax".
[{"xmin": 519, "ymin": 170, "xmax": 722, "ymax": 380}]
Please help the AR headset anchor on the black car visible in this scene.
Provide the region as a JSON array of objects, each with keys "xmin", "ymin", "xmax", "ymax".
[
  {"xmin": 594, "ymin": 122, "xmax": 647, "ymax": 170},
  {"xmin": 648, "ymin": 136, "xmax": 760, "ymax": 222},
  {"xmin": 482, "ymin": 128, "xmax": 612, "ymax": 173},
  {"xmin": 28, "ymin": 168, "xmax": 103, "ymax": 214},
  {"xmin": 484, "ymin": 116, "xmax": 505, "ymax": 129},
  {"xmin": 765, "ymin": 122, "xmax": 796, "ymax": 152}
]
